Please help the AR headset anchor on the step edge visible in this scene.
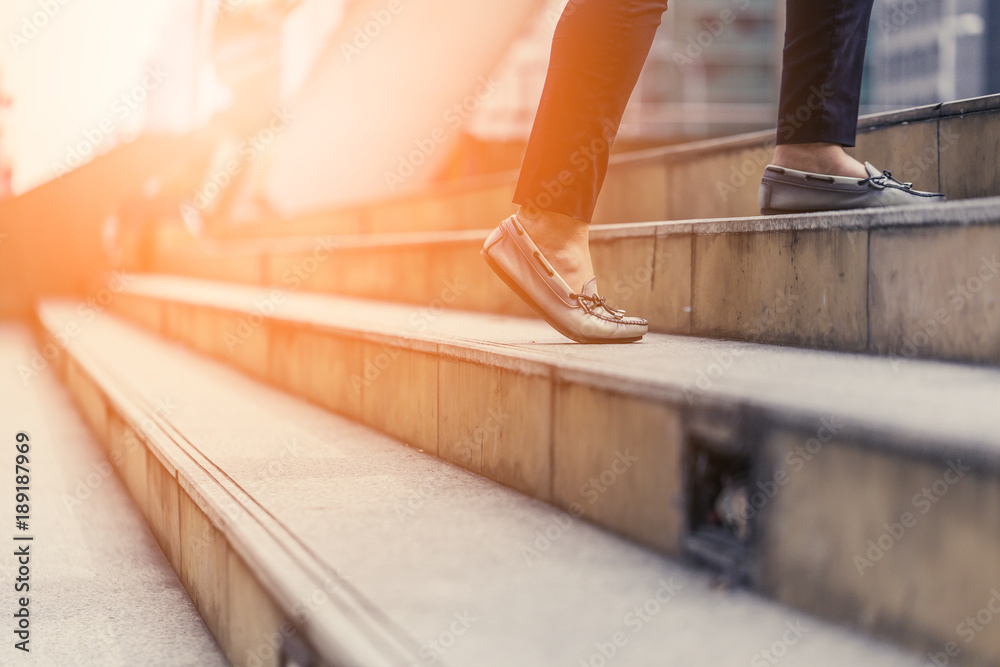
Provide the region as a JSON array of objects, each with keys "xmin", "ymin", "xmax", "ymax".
[
  {"xmin": 35, "ymin": 301, "xmax": 426, "ymax": 667},
  {"xmin": 167, "ymin": 197, "xmax": 1000, "ymax": 258},
  {"xmin": 80, "ymin": 288, "xmax": 1000, "ymax": 470}
]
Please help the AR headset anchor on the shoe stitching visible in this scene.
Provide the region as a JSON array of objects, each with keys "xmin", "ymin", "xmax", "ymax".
[
  {"xmin": 504, "ymin": 220, "xmax": 578, "ymax": 308},
  {"xmin": 764, "ymin": 173, "xmax": 942, "ymax": 197},
  {"xmin": 532, "ymin": 251, "xmax": 554, "ymax": 277}
]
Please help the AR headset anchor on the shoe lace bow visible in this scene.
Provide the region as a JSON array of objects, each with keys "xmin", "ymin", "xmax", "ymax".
[
  {"xmin": 859, "ymin": 169, "xmax": 913, "ymax": 190},
  {"xmin": 571, "ymin": 292, "xmax": 626, "ymax": 319}
]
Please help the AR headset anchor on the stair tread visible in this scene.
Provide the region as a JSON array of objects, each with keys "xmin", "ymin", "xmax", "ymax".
[
  {"xmin": 0, "ymin": 325, "xmax": 227, "ymax": 665},
  {"xmin": 124, "ymin": 274, "xmax": 1000, "ymax": 461},
  {"xmin": 180, "ymin": 197, "xmax": 1000, "ymax": 255},
  {"xmin": 36, "ymin": 303, "xmax": 924, "ymax": 666}
]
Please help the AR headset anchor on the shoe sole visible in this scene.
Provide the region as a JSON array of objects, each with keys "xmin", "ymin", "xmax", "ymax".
[
  {"xmin": 760, "ymin": 198, "xmax": 947, "ymax": 217},
  {"xmin": 760, "ymin": 208, "xmax": 814, "ymax": 215},
  {"xmin": 480, "ymin": 249, "xmax": 643, "ymax": 345}
]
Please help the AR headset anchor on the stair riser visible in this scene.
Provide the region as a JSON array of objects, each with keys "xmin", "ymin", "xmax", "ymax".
[
  {"xmin": 204, "ymin": 103, "xmax": 999, "ymax": 239},
  {"xmin": 50, "ymin": 347, "xmax": 294, "ymax": 667},
  {"xmin": 152, "ymin": 219, "xmax": 1000, "ymax": 364},
  {"xmin": 101, "ymin": 293, "xmax": 1000, "ymax": 662},
  {"xmin": 112, "ymin": 294, "xmax": 691, "ymax": 554},
  {"xmin": 759, "ymin": 430, "xmax": 1000, "ymax": 663},
  {"xmin": 38, "ymin": 320, "xmax": 414, "ymax": 667}
]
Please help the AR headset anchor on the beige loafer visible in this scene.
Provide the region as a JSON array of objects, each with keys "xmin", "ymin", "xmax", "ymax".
[
  {"xmin": 481, "ymin": 215, "xmax": 648, "ymax": 344},
  {"xmin": 759, "ymin": 162, "xmax": 945, "ymax": 215}
]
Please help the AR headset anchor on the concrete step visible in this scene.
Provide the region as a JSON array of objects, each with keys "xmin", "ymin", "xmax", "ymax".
[
  {"xmin": 150, "ymin": 197, "xmax": 1000, "ymax": 365},
  {"xmin": 32, "ymin": 303, "xmax": 931, "ymax": 667},
  {"xmin": 0, "ymin": 324, "xmax": 226, "ymax": 666},
  {"xmin": 194, "ymin": 94, "xmax": 999, "ymax": 239},
  {"xmin": 57, "ymin": 275, "xmax": 1000, "ymax": 663}
]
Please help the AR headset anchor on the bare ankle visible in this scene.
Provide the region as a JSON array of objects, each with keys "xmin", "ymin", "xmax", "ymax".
[
  {"xmin": 516, "ymin": 206, "xmax": 587, "ymax": 231},
  {"xmin": 773, "ymin": 143, "xmax": 868, "ymax": 179},
  {"xmin": 512, "ymin": 207, "xmax": 594, "ymax": 292}
]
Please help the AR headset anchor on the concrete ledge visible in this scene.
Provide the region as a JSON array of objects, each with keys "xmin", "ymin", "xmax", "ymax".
[
  {"xmin": 758, "ymin": 432, "xmax": 1000, "ymax": 662},
  {"xmin": 149, "ymin": 197, "xmax": 1000, "ymax": 365},
  {"xmin": 172, "ymin": 94, "xmax": 1000, "ymax": 244},
  {"xmin": 60, "ymin": 280, "xmax": 1000, "ymax": 662},
  {"xmin": 35, "ymin": 305, "xmax": 424, "ymax": 667},
  {"xmin": 32, "ymin": 304, "xmax": 932, "ymax": 666}
]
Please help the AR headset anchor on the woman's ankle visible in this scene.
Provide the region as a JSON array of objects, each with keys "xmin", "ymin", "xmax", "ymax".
[
  {"xmin": 513, "ymin": 206, "xmax": 594, "ymax": 292},
  {"xmin": 772, "ymin": 142, "xmax": 868, "ymax": 179},
  {"xmin": 516, "ymin": 206, "xmax": 588, "ymax": 231}
]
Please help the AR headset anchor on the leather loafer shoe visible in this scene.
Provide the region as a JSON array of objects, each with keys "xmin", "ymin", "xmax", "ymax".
[
  {"xmin": 481, "ymin": 215, "xmax": 648, "ymax": 343},
  {"xmin": 759, "ymin": 161, "xmax": 945, "ymax": 215}
]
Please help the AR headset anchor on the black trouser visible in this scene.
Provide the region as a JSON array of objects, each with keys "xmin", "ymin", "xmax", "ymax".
[{"xmin": 514, "ymin": 0, "xmax": 877, "ymax": 222}]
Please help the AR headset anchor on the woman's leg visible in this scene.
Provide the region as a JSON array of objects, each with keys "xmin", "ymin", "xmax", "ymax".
[
  {"xmin": 512, "ymin": 0, "xmax": 670, "ymax": 292},
  {"xmin": 771, "ymin": 0, "xmax": 877, "ymax": 178}
]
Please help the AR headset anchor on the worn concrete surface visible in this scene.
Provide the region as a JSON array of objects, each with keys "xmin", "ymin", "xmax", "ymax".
[
  {"xmin": 36, "ymin": 309, "xmax": 930, "ymax": 667},
  {"xmin": 0, "ymin": 325, "xmax": 226, "ymax": 666},
  {"xmin": 120, "ymin": 275, "xmax": 1000, "ymax": 462}
]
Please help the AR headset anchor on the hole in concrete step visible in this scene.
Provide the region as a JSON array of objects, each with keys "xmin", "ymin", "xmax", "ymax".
[{"xmin": 683, "ymin": 433, "xmax": 752, "ymax": 587}]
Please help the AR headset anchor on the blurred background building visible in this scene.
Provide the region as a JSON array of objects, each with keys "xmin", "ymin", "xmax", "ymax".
[
  {"xmin": 0, "ymin": 0, "xmax": 998, "ymax": 200},
  {"xmin": 467, "ymin": 0, "xmax": 782, "ymax": 147},
  {"xmin": 868, "ymin": 0, "xmax": 999, "ymax": 108}
]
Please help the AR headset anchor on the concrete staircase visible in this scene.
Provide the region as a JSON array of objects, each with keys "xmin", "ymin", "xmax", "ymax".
[
  {"xmin": 0, "ymin": 325, "xmax": 227, "ymax": 665},
  {"xmin": 33, "ymin": 95, "xmax": 1000, "ymax": 666}
]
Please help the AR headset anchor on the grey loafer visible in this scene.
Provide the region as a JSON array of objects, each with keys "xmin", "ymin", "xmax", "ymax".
[
  {"xmin": 759, "ymin": 161, "xmax": 945, "ymax": 215},
  {"xmin": 481, "ymin": 215, "xmax": 648, "ymax": 344}
]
